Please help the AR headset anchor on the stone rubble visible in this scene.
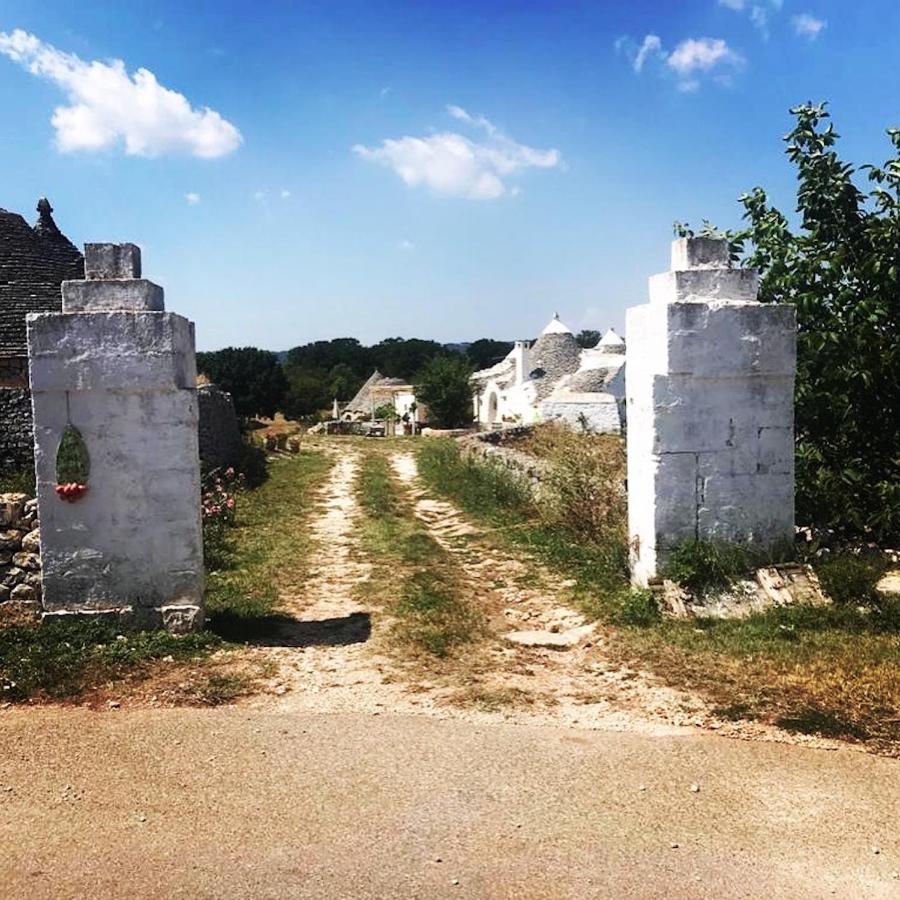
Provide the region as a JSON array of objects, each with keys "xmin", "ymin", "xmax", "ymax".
[{"xmin": 0, "ymin": 493, "xmax": 40, "ymax": 611}]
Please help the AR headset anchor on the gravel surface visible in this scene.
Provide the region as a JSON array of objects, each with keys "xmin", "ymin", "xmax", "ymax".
[{"xmin": 1, "ymin": 706, "xmax": 898, "ymax": 898}]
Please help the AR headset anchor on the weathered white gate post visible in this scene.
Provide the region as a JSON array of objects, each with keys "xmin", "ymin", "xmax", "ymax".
[
  {"xmin": 626, "ymin": 236, "xmax": 796, "ymax": 586},
  {"xmin": 27, "ymin": 243, "xmax": 204, "ymax": 632}
]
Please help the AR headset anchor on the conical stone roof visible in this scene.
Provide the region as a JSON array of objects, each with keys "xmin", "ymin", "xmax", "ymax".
[
  {"xmin": 0, "ymin": 199, "xmax": 83, "ymax": 356},
  {"xmin": 528, "ymin": 324, "xmax": 581, "ymax": 401}
]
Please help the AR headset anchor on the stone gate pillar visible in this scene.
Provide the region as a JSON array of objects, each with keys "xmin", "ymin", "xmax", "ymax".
[
  {"xmin": 26, "ymin": 243, "xmax": 204, "ymax": 631},
  {"xmin": 626, "ymin": 236, "xmax": 796, "ymax": 586}
]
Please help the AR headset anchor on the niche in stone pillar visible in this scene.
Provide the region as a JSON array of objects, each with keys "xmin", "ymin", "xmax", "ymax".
[{"xmin": 55, "ymin": 420, "xmax": 90, "ymax": 503}]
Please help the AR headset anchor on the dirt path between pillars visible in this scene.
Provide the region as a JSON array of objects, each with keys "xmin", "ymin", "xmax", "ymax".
[{"xmin": 242, "ymin": 444, "xmax": 850, "ymax": 751}]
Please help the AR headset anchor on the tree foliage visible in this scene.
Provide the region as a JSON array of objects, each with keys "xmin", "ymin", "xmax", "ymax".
[
  {"xmin": 414, "ymin": 356, "xmax": 474, "ymax": 428},
  {"xmin": 465, "ymin": 338, "xmax": 514, "ymax": 369},
  {"xmin": 196, "ymin": 347, "xmax": 287, "ymax": 419},
  {"xmin": 731, "ymin": 103, "xmax": 900, "ymax": 541}
]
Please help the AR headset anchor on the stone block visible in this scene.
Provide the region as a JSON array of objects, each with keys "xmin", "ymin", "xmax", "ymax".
[
  {"xmin": 671, "ymin": 236, "xmax": 731, "ymax": 270},
  {"xmin": 61, "ymin": 278, "xmax": 164, "ymax": 312},
  {"xmin": 649, "ymin": 269, "xmax": 759, "ymax": 305},
  {"xmin": 84, "ymin": 243, "xmax": 142, "ymax": 279},
  {"xmin": 27, "ymin": 312, "xmax": 196, "ymax": 392},
  {"xmin": 665, "ymin": 303, "xmax": 796, "ymax": 377}
]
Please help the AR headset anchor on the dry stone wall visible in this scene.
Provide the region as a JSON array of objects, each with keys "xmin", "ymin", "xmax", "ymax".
[
  {"xmin": 198, "ymin": 383, "xmax": 242, "ymax": 470},
  {"xmin": 0, "ymin": 390, "xmax": 33, "ymax": 471},
  {"xmin": 458, "ymin": 427, "xmax": 550, "ymax": 495},
  {"xmin": 0, "ymin": 493, "xmax": 41, "ymax": 608}
]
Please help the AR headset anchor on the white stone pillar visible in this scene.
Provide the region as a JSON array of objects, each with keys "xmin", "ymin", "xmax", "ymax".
[
  {"xmin": 27, "ymin": 243, "xmax": 204, "ymax": 632},
  {"xmin": 626, "ymin": 237, "xmax": 796, "ymax": 586}
]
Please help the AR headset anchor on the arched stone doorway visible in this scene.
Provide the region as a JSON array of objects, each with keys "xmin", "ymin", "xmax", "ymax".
[{"xmin": 487, "ymin": 391, "xmax": 499, "ymax": 425}]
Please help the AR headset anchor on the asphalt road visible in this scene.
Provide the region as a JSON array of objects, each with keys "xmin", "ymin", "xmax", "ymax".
[{"xmin": 1, "ymin": 707, "xmax": 898, "ymax": 899}]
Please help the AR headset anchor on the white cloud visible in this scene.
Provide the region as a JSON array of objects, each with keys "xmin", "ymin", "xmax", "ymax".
[
  {"xmin": 353, "ymin": 106, "xmax": 560, "ymax": 200},
  {"xmin": 0, "ymin": 28, "xmax": 241, "ymax": 158},
  {"xmin": 792, "ymin": 13, "xmax": 826, "ymax": 39},
  {"xmin": 280, "ymin": 189, "xmax": 291, "ymax": 199},
  {"xmin": 667, "ymin": 37, "xmax": 744, "ymax": 77},
  {"xmin": 253, "ymin": 190, "xmax": 266, "ymax": 201},
  {"xmin": 398, "ymin": 239, "xmax": 414, "ymax": 251},
  {"xmin": 718, "ymin": 0, "xmax": 746, "ymax": 8},
  {"xmin": 633, "ymin": 34, "xmax": 663, "ymax": 73},
  {"xmin": 185, "ymin": 192, "xmax": 201, "ymax": 205}
]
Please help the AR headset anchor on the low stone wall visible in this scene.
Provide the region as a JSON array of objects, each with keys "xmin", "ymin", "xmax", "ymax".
[
  {"xmin": 198, "ymin": 383, "xmax": 242, "ymax": 470},
  {"xmin": 0, "ymin": 389, "xmax": 34, "ymax": 472},
  {"xmin": 0, "ymin": 493, "xmax": 41, "ymax": 608},
  {"xmin": 457, "ymin": 427, "xmax": 550, "ymax": 494}
]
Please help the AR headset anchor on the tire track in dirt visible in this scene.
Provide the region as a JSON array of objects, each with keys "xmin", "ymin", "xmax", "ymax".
[
  {"xmin": 389, "ymin": 450, "xmax": 709, "ymax": 735},
  {"xmin": 247, "ymin": 449, "xmax": 415, "ymax": 714}
]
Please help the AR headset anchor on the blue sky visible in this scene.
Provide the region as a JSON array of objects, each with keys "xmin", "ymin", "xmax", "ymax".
[{"xmin": 1, "ymin": 0, "xmax": 897, "ymax": 350}]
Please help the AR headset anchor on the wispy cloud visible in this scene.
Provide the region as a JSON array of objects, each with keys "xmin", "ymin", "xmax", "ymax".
[
  {"xmin": 633, "ymin": 35, "xmax": 663, "ymax": 73},
  {"xmin": 667, "ymin": 38, "xmax": 744, "ymax": 77},
  {"xmin": 398, "ymin": 239, "xmax": 414, "ymax": 251},
  {"xmin": 792, "ymin": 13, "xmax": 826, "ymax": 40},
  {"xmin": 719, "ymin": 0, "xmax": 786, "ymax": 38},
  {"xmin": 280, "ymin": 189, "xmax": 291, "ymax": 199},
  {"xmin": 0, "ymin": 28, "xmax": 241, "ymax": 158},
  {"xmin": 618, "ymin": 33, "xmax": 743, "ymax": 91},
  {"xmin": 185, "ymin": 192, "xmax": 201, "ymax": 205},
  {"xmin": 353, "ymin": 105, "xmax": 560, "ymax": 200}
]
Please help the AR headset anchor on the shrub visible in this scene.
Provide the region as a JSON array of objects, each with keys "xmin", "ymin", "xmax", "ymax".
[
  {"xmin": 730, "ymin": 103, "xmax": 900, "ymax": 543},
  {"xmin": 661, "ymin": 540, "xmax": 755, "ymax": 598},
  {"xmin": 528, "ymin": 425, "xmax": 627, "ymax": 547},
  {"xmin": 414, "ymin": 356, "xmax": 474, "ymax": 428}
]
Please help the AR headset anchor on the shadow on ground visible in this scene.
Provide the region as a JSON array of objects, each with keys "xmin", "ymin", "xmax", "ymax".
[{"xmin": 208, "ymin": 611, "xmax": 372, "ymax": 648}]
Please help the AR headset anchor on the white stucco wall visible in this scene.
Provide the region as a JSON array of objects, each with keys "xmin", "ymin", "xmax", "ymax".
[
  {"xmin": 540, "ymin": 394, "xmax": 622, "ymax": 433},
  {"xmin": 27, "ymin": 246, "xmax": 204, "ymax": 632},
  {"xmin": 626, "ymin": 238, "xmax": 796, "ymax": 586}
]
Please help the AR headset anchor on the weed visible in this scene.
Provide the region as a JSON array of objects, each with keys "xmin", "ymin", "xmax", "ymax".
[
  {"xmin": 0, "ymin": 618, "xmax": 218, "ymax": 702},
  {"xmin": 356, "ymin": 449, "xmax": 486, "ymax": 660},
  {"xmin": 205, "ymin": 450, "xmax": 332, "ymax": 632}
]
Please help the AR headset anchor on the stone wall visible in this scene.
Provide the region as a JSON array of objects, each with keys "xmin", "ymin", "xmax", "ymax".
[
  {"xmin": 0, "ymin": 388, "xmax": 34, "ymax": 472},
  {"xmin": 0, "ymin": 493, "xmax": 41, "ymax": 608},
  {"xmin": 198, "ymin": 383, "xmax": 242, "ymax": 470},
  {"xmin": 458, "ymin": 427, "xmax": 550, "ymax": 494},
  {"xmin": 540, "ymin": 395, "xmax": 622, "ymax": 434}
]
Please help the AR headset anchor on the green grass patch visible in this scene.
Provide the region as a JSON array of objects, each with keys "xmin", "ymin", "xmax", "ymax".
[
  {"xmin": 417, "ymin": 439, "xmax": 654, "ymax": 626},
  {"xmin": 356, "ymin": 450, "xmax": 485, "ymax": 659},
  {"xmin": 0, "ymin": 468, "xmax": 35, "ymax": 496},
  {"xmin": 0, "ymin": 618, "xmax": 218, "ymax": 702},
  {"xmin": 205, "ymin": 450, "xmax": 333, "ymax": 636}
]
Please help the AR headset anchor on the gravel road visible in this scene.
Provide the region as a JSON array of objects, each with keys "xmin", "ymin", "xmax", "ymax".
[{"xmin": 1, "ymin": 705, "xmax": 898, "ymax": 898}]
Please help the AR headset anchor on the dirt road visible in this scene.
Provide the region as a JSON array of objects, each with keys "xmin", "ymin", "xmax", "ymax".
[
  {"xmin": 4, "ymin": 442, "xmax": 898, "ymax": 897},
  {"xmin": 1, "ymin": 705, "xmax": 898, "ymax": 899}
]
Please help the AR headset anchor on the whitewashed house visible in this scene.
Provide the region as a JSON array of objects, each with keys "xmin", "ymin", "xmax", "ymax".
[{"xmin": 471, "ymin": 315, "xmax": 626, "ymax": 433}]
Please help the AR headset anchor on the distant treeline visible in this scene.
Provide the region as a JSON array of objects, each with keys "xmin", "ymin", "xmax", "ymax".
[
  {"xmin": 197, "ymin": 332, "xmax": 603, "ymax": 420},
  {"xmin": 197, "ymin": 337, "xmax": 507, "ymax": 419}
]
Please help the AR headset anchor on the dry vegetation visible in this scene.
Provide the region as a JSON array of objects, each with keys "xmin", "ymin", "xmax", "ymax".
[{"xmin": 418, "ymin": 424, "xmax": 900, "ymax": 755}]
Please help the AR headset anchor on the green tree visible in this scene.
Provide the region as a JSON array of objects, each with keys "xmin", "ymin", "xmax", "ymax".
[
  {"xmin": 371, "ymin": 337, "xmax": 449, "ymax": 379},
  {"xmin": 732, "ymin": 103, "xmax": 900, "ymax": 541},
  {"xmin": 196, "ymin": 347, "xmax": 287, "ymax": 418},
  {"xmin": 466, "ymin": 338, "xmax": 513, "ymax": 370},
  {"xmin": 575, "ymin": 330, "xmax": 600, "ymax": 349},
  {"xmin": 414, "ymin": 356, "xmax": 474, "ymax": 428},
  {"xmin": 282, "ymin": 365, "xmax": 330, "ymax": 419}
]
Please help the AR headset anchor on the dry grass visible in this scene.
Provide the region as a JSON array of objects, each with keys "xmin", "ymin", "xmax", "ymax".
[
  {"xmin": 420, "ymin": 432, "xmax": 900, "ymax": 754},
  {"xmin": 355, "ymin": 449, "xmax": 488, "ymax": 664}
]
